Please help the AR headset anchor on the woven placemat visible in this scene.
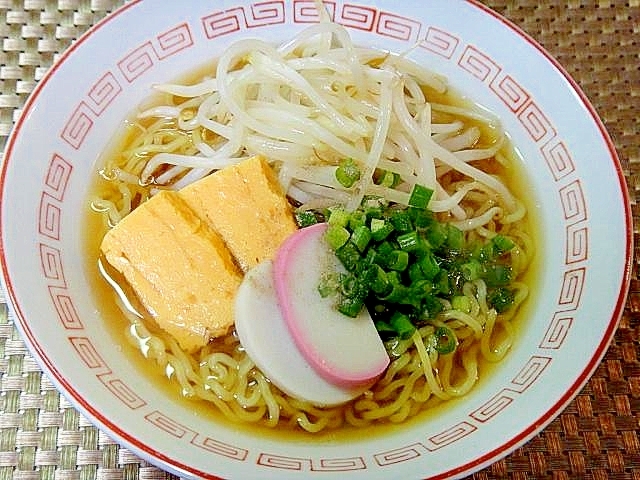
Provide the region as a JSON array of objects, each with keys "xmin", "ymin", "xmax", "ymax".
[{"xmin": 0, "ymin": 1, "xmax": 638, "ymax": 479}]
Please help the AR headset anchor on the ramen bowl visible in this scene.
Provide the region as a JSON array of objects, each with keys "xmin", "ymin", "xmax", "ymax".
[{"xmin": 0, "ymin": 1, "xmax": 631, "ymax": 479}]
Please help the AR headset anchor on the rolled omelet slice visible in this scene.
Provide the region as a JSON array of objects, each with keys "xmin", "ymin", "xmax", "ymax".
[
  {"xmin": 100, "ymin": 190, "xmax": 243, "ymax": 353},
  {"xmin": 179, "ymin": 155, "xmax": 298, "ymax": 272}
]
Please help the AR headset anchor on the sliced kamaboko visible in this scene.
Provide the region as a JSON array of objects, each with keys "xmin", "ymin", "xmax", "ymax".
[
  {"xmin": 234, "ymin": 260, "xmax": 372, "ymax": 406},
  {"xmin": 273, "ymin": 223, "xmax": 390, "ymax": 387}
]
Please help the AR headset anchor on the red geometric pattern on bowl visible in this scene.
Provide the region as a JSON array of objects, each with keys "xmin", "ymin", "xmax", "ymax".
[
  {"xmin": 98, "ymin": 377, "xmax": 148, "ymax": 410},
  {"xmin": 39, "ymin": 243, "xmax": 65, "ymax": 285},
  {"xmin": 47, "ymin": 286, "xmax": 82, "ymax": 329},
  {"xmin": 257, "ymin": 453, "xmax": 367, "ymax": 472},
  {"xmin": 542, "ymin": 138, "xmax": 576, "ymax": 181},
  {"xmin": 459, "ymin": 45, "xmax": 501, "ymax": 83},
  {"xmin": 518, "ymin": 101, "xmax": 557, "ymax": 144},
  {"xmin": 294, "ymin": 0, "xmax": 336, "ymax": 23},
  {"xmin": 539, "ymin": 312, "xmax": 574, "ymax": 350},
  {"xmin": 372, "ymin": 442, "xmax": 426, "ymax": 466},
  {"xmin": 490, "ymin": 74, "xmax": 530, "ymax": 112},
  {"xmin": 470, "ymin": 389, "xmax": 517, "ymax": 423},
  {"xmin": 339, "ymin": 4, "xmax": 377, "ymax": 31},
  {"xmin": 118, "ymin": 24, "xmax": 194, "ymax": 82},
  {"xmin": 39, "ymin": 195, "xmax": 62, "ymax": 240},
  {"xmin": 509, "ymin": 356, "xmax": 552, "ymax": 393},
  {"xmin": 60, "ymin": 102, "xmax": 94, "ymax": 150},
  {"xmin": 375, "ymin": 11, "xmax": 421, "ymax": 42},
  {"xmin": 59, "ymin": 22, "xmax": 193, "ymax": 151},
  {"xmin": 557, "ymin": 268, "xmax": 586, "ymax": 311},
  {"xmin": 565, "ymin": 224, "xmax": 588, "ymax": 264},
  {"xmin": 145, "ymin": 410, "xmax": 250, "ymax": 461},
  {"xmin": 420, "ymin": 27, "xmax": 459, "ymax": 59},
  {"xmin": 44, "ymin": 153, "xmax": 73, "ymax": 199},
  {"xmin": 202, "ymin": 1, "xmax": 286, "ymax": 39},
  {"xmin": 559, "ymin": 180, "xmax": 587, "ymax": 224},
  {"xmin": 86, "ymin": 72, "xmax": 123, "ymax": 115}
]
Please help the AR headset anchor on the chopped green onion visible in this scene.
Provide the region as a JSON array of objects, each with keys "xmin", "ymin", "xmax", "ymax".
[
  {"xmin": 370, "ymin": 217, "xmax": 385, "ymax": 233},
  {"xmin": 408, "ymin": 184, "xmax": 434, "ymax": 209},
  {"xmin": 412, "ymin": 238, "xmax": 431, "ymax": 258},
  {"xmin": 375, "ymin": 169, "xmax": 401, "ymax": 188},
  {"xmin": 334, "ymin": 271, "xmax": 370, "ymax": 318},
  {"xmin": 446, "ymin": 224, "xmax": 464, "ymax": 251},
  {"xmin": 295, "ymin": 210, "xmax": 318, "ymax": 228},
  {"xmin": 451, "ymin": 295, "xmax": 472, "ymax": 313},
  {"xmin": 380, "ymin": 272, "xmax": 407, "ymax": 302},
  {"xmin": 348, "ymin": 210, "xmax": 367, "ymax": 230},
  {"xmin": 390, "ymin": 312, "xmax": 416, "ymax": 340},
  {"xmin": 326, "ymin": 224, "xmax": 350, "ymax": 250},
  {"xmin": 478, "ymin": 243, "xmax": 496, "ymax": 262},
  {"xmin": 461, "ymin": 259, "xmax": 482, "ymax": 281},
  {"xmin": 339, "ymin": 274, "xmax": 358, "ymax": 297},
  {"xmin": 336, "ymin": 294, "xmax": 365, "ymax": 318},
  {"xmin": 389, "ymin": 210, "xmax": 413, "ymax": 233},
  {"xmin": 327, "ymin": 208, "xmax": 350, "ymax": 228},
  {"xmin": 362, "ymin": 196, "xmax": 386, "ymax": 214},
  {"xmin": 373, "ymin": 241, "xmax": 394, "ymax": 266},
  {"xmin": 361, "ymin": 248, "xmax": 377, "ymax": 268},
  {"xmin": 317, "ymin": 198, "xmax": 522, "ymax": 346},
  {"xmin": 492, "ymin": 234, "xmax": 515, "ymax": 254},
  {"xmin": 408, "ymin": 262, "xmax": 425, "ymax": 282},
  {"xmin": 365, "ymin": 205, "xmax": 384, "ymax": 221},
  {"xmin": 418, "ymin": 252, "xmax": 440, "ymax": 280},
  {"xmin": 483, "ymin": 263, "xmax": 512, "ymax": 287},
  {"xmin": 318, "ymin": 272, "xmax": 343, "ymax": 298},
  {"xmin": 350, "ymin": 225, "xmax": 372, "ymax": 252},
  {"xmin": 422, "ymin": 294, "xmax": 443, "ymax": 318},
  {"xmin": 335, "ymin": 242, "xmax": 361, "ymax": 272},
  {"xmin": 387, "ymin": 250, "xmax": 409, "ymax": 271},
  {"xmin": 397, "ymin": 231, "xmax": 419, "ymax": 251},
  {"xmin": 406, "ymin": 279, "xmax": 433, "ymax": 308},
  {"xmin": 432, "ymin": 326, "xmax": 457, "ymax": 354},
  {"xmin": 335, "ymin": 158, "xmax": 361, "ymax": 188},
  {"xmin": 409, "ymin": 207, "xmax": 435, "ymax": 228},
  {"xmin": 425, "ymin": 222, "xmax": 447, "ymax": 249},
  {"xmin": 370, "ymin": 218, "xmax": 394, "ymax": 241},
  {"xmin": 487, "ymin": 287, "xmax": 515, "ymax": 313},
  {"xmin": 368, "ymin": 264, "xmax": 390, "ymax": 295},
  {"xmin": 433, "ymin": 270, "xmax": 450, "ymax": 295}
]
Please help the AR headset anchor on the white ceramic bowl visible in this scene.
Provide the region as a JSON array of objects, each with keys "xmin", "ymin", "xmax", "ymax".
[{"xmin": 0, "ymin": 1, "xmax": 632, "ymax": 479}]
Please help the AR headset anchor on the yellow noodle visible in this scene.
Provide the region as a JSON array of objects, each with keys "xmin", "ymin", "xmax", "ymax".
[
  {"xmin": 344, "ymin": 407, "xmax": 373, "ymax": 428},
  {"xmin": 480, "ymin": 310, "xmax": 513, "ymax": 362},
  {"xmin": 388, "ymin": 400, "xmax": 412, "ymax": 423},
  {"xmin": 412, "ymin": 330, "xmax": 450, "ymax": 401},
  {"xmin": 442, "ymin": 342, "xmax": 479, "ymax": 397},
  {"xmin": 441, "ymin": 309, "xmax": 484, "ymax": 338},
  {"xmin": 410, "ymin": 378, "xmax": 433, "ymax": 403},
  {"xmin": 362, "ymin": 370, "xmax": 423, "ymax": 420},
  {"xmin": 255, "ymin": 374, "xmax": 280, "ymax": 427},
  {"xmin": 296, "ymin": 413, "xmax": 331, "ymax": 433}
]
